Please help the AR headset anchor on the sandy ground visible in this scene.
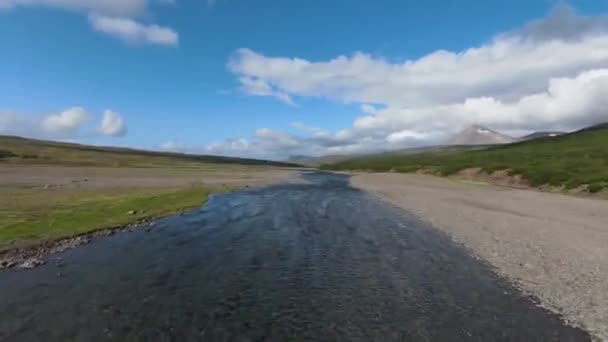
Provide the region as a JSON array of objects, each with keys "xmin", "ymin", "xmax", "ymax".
[
  {"xmin": 353, "ymin": 173, "xmax": 608, "ymax": 341},
  {"xmin": 0, "ymin": 164, "xmax": 300, "ymax": 189}
]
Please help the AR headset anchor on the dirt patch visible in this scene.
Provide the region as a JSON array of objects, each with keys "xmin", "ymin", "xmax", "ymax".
[
  {"xmin": 0, "ymin": 164, "xmax": 300, "ymax": 190},
  {"xmin": 353, "ymin": 173, "xmax": 608, "ymax": 341},
  {"xmin": 451, "ymin": 167, "xmax": 531, "ymax": 189}
]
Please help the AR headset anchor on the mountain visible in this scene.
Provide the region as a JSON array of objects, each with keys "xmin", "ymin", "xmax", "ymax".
[
  {"xmin": 322, "ymin": 125, "xmax": 608, "ymax": 193},
  {"xmin": 447, "ymin": 125, "xmax": 515, "ymax": 145},
  {"xmin": 521, "ymin": 131, "xmax": 565, "ymax": 140}
]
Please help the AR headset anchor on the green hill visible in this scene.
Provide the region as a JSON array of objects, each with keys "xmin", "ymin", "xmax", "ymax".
[
  {"xmin": 0, "ymin": 135, "xmax": 297, "ymax": 168},
  {"xmin": 322, "ymin": 126, "xmax": 608, "ymax": 192}
]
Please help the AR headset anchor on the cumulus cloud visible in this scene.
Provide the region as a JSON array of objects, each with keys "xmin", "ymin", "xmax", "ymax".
[
  {"xmin": 1, "ymin": 0, "xmax": 179, "ymax": 46},
  {"xmin": 98, "ymin": 109, "xmax": 127, "ymax": 136},
  {"xmin": 1, "ymin": 107, "xmax": 130, "ymax": 140},
  {"xmin": 238, "ymin": 76, "xmax": 294, "ymax": 105},
  {"xmin": 506, "ymin": 4, "xmax": 608, "ymax": 42},
  {"xmin": 41, "ymin": 107, "xmax": 90, "ymax": 136},
  {"xmin": 229, "ymin": 34, "xmax": 608, "ymax": 108},
  {"xmin": 89, "ymin": 14, "xmax": 178, "ymax": 46},
  {"xmin": 202, "ymin": 126, "xmax": 431, "ymax": 160},
  {"xmin": 216, "ymin": 7, "xmax": 608, "ymax": 158},
  {"xmin": 351, "ymin": 68, "xmax": 608, "ymax": 137}
]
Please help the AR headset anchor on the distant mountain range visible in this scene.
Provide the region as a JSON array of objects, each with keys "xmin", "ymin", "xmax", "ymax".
[
  {"xmin": 286, "ymin": 122, "xmax": 605, "ymax": 165},
  {"xmin": 447, "ymin": 125, "xmax": 569, "ymax": 145},
  {"xmin": 447, "ymin": 125, "xmax": 516, "ymax": 145}
]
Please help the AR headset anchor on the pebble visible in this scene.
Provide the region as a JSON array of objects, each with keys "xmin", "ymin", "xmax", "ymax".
[{"xmin": 20, "ymin": 259, "xmax": 45, "ymax": 269}]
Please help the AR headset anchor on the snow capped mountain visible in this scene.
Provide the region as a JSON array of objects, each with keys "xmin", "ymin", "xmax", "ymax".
[{"xmin": 447, "ymin": 125, "xmax": 515, "ymax": 145}]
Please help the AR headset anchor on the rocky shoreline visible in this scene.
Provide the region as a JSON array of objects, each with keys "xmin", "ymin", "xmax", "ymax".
[
  {"xmin": 353, "ymin": 172, "xmax": 608, "ymax": 341},
  {"xmin": 0, "ymin": 218, "xmax": 159, "ymax": 271}
]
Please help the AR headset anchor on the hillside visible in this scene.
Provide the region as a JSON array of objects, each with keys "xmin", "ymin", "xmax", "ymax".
[
  {"xmin": 288, "ymin": 145, "xmax": 489, "ymax": 167},
  {"xmin": 579, "ymin": 122, "xmax": 608, "ymax": 132},
  {"xmin": 322, "ymin": 126, "xmax": 608, "ymax": 192},
  {"xmin": 520, "ymin": 131, "xmax": 565, "ymax": 140},
  {"xmin": 0, "ymin": 136, "xmax": 297, "ymax": 168}
]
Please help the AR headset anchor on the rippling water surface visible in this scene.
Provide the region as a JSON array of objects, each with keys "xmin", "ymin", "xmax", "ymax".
[{"xmin": 0, "ymin": 172, "xmax": 590, "ymax": 341}]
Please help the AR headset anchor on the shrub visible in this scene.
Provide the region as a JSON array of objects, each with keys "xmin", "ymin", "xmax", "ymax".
[
  {"xmin": 20, "ymin": 154, "xmax": 39, "ymax": 159},
  {"xmin": 0, "ymin": 150, "xmax": 16, "ymax": 159},
  {"xmin": 588, "ymin": 183, "xmax": 604, "ymax": 193}
]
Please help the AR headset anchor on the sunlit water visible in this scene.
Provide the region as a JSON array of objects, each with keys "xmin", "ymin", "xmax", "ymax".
[{"xmin": 0, "ymin": 172, "xmax": 589, "ymax": 341}]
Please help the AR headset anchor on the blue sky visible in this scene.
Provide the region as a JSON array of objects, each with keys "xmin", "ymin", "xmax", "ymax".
[{"xmin": 2, "ymin": 0, "xmax": 608, "ymax": 159}]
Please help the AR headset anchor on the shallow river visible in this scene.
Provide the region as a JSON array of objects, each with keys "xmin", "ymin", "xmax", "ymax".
[{"xmin": 0, "ymin": 172, "xmax": 590, "ymax": 341}]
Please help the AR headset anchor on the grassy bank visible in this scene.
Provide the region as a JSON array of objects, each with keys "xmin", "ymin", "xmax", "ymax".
[
  {"xmin": 0, "ymin": 135, "xmax": 296, "ymax": 253},
  {"xmin": 0, "ymin": 185, "xmax": 220, "ymax": 250},
  {"xmin": 323, "ymin": 127, "xmax": 608, "ymax": 192}
]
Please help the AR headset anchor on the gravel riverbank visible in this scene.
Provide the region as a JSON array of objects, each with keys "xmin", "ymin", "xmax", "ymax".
[{"xmin": 353, "ymin": 173, "xmax": 608, "ymax": 341}]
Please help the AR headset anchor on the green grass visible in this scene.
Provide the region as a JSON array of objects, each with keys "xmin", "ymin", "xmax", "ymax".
[
  {"xmin": 0, "ymin": 135, "xmax": 297, "ymax": 251},
  {"xmin": 322, "ymin": 128, "xmax": 608, "ymax": 192},
  {"xmin": 0, "ymin": 185, "xmax": 220, "ymax": 250},
  {"xmin": 0, "ymin": 150, "xmax": 16, "ymax": 159}
]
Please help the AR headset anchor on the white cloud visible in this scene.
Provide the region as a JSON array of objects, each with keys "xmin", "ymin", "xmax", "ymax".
[
  {"xmin": 504, "ymin": 4, "xmax": 608, "ymax": 42},
  {"xmin": 1, "ymin": 0, "xmax": 179, "ymax": 46},
  {"xmin": 202, "ymin": 126, "xmax": 431, "ymax": 160},
  {"xmin": 229, "ymin": 34, "xmax": 608, "ymax": 108},
  {"xmin": 238, "ymin": 76, "xmax": 294, "ymax": 105},
  {"xmin": 1, "ymin": 107, "xmax": 131, "ymax": 140},
  {"xmin": 360, "ymin": 104, "xmax": 379, "ymax": 115},
  {"xmin": 0, "ymin": 0, "xmax": 147, "ymax": 16},
  {"xmin": 350, "ymin": 68, "xmax": 608, "ymax": 138},
  {"xmin": 386, "ymin": 130, "xmax": 432, "ymax": 143},
  {"xmin": 98, "ymin": 109, "xmax": 127, "ymax": 136},
  {"xmin": 89, "ymin": 14, "xmax": 178, "ymax": 46},
  {"xmin": 41, "ymin": 107, "xmax": 89, "ymax": 136},
  {"xmin": 217, "ymin": 7, "xmax": 608, "ymax": 158},
  {"xmin": 205, "ymin": 138, "xmax": 251, "ymax": 156}
]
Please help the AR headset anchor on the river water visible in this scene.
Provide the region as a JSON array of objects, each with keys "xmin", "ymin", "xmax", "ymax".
[{"xmin": 0, "ymin": 172, "xmax": 590, "ymax": 341}]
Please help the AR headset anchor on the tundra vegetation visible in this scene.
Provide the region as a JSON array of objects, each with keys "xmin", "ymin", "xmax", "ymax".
[
  {"xmin": 0, "ymin": 135, "xmax": 295, "ymax": 250},
  {"xmin": 323, "ymin": 126, "xmax": 608, "ymax": 193}
]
